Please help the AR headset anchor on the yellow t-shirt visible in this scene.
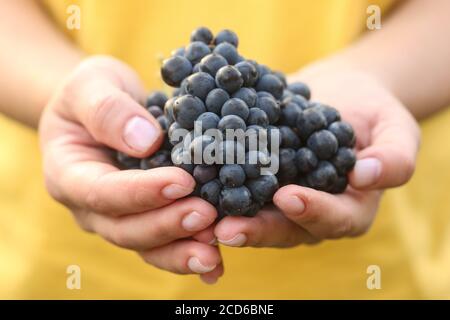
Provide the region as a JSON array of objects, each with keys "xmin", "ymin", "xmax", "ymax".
[{"xmin": 1, "ymin": 0, "xmax": 450, "ymax": 299}]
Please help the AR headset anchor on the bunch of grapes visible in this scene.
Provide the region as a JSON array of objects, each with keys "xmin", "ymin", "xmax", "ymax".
[{"xmin": 117, "ymin": 27, "xmax": 356, "ymax": 217}]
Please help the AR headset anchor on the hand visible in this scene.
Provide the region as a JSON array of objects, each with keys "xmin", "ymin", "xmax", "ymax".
[
  {"xmin": 214, "ymin": 66, "xmax": 420, "ymax": 248},
  {"xmin": 39, "ymin": 56, "xmax": 223, "ymax": 284}
]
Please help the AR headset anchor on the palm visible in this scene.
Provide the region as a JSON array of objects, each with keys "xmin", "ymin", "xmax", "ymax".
[
  {"xmin": 39, "ymin": 56, "xmax": 223, "ymax": 282},
  {"xmin": 214, "ymin": 70, "xmax": 418, "ymax": 248}
]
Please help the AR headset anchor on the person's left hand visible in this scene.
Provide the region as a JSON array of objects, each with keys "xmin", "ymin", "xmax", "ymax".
[{"xmin": 214, "ymin": 67, "xmax": 420, "ymax": 248}]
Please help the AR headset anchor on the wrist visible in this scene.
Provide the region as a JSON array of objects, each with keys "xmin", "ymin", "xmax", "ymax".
[
  {"xmin": 34, "ymin": 52, "xmax": 85, "ymax": 127},
  {"xmin": 292, "ymin": 54, "xmax": 394, "ymax": 99},
  {"xmin": 291, "ymin": 51, "xmax": 419, "ymax": 115},
  {"xmin": 293, "ymin": 51, "xmax": 386, "ymax": 88}
]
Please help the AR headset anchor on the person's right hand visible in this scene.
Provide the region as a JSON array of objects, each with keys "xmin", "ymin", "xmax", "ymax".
[{"xmin": 39, "ymin": 56, "xmax": 223, "ymax": 284}]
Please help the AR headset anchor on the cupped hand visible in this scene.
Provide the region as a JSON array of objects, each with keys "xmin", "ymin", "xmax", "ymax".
[
  {"xmin": 39, "ymin": 55, "xmax": 222, "ymax": 284},
  {"xmin": 214, "ymin": 67, "xmax": 420, "ymax": 248}
]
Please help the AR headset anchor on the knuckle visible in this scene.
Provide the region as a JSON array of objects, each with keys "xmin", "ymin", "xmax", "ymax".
[
  {"xmin": 140, "ymin": 249, "xmax": 188, "ymax": 275},
  {"xmin": 350, "ymin": 220, "xmax": 373, "ymax": 238},
  {"xmin": 173, "ymin": 263, "xmax": 190, "ymax": 275},
  {"xmin": 139, "ymin": 251, "xmax": 153, "ymax": 265},
  {"xmin": 144, "ymin": 216, "xmax": 174, "ymax": 247},
  {"xmin": 131, "ymin": 174, "xmax": 156, "ymax": 208},
  {"xmin": 76, "ymin": 220, "xmax": 94, "ymax": 233},
  {"xmin": 411, "ymin": 119, "xmax": 422, "ymax": 142},
  {"xmin": 44, "ymin": 173, "xmax": 77, "ymax": 209},
  {"xmin": 72, "ymin": 211, "xmax": 95, "ymax": 233},
  {"xmin": 85, "ymin": 183, "xmax": 107, "ymax": 213},
  {"xmin": 328, "ymin": 215, "xmax": 354, "ymax": 239},
  {"xmin": 89, "ymin": 91, "xmax": 121, "ymax": 131},
  {"xmin": 381, "ymin": 146, "xmax": 416, "ymax": 186},
  {"xmin": 148, "ymin": 224, "xmax": 166, "ymax": 242},
  {"xmin": 109, "ymin": 222, "xmax": 133, "ymax": 248},
  {"xmin": 282, "ymin": 231, "xmax": 303, "ymax": 248},
  {"xmin": 44, "ymin": 176, "xmax": 66, "ymax": 204},
  {"xmin": 56, "ymin": 78, "xmax": 80, "ymax": 109},
  {"xmin": 400, "ymin": 154, "xmax": 416, "ymax": 182},
  {"xmin": 139, "ymin": 251, "xmax": 173, "ymax": 270},
  {"xmin": 388, "ymin": 150, "xmax": 416, "ymax": 185},
  {"xmin": 304, "ymin": 237, "xmax": 322, "ymax": 246},
  {"xmin": 300, "ymin": 209, "xmax": 321, "ymax": 225},
  {"xmin": 152, "ymin": 219, "xmax": 175, "ymax": 242},
  {"xmin": 249, "ymin": 210, "xmax": 307, "ymax": 248},
  {"xmin": 247, "ymin": 216, "xmax": 267, "ymax": 247},
  {"xmin": 293, "ymin": 194, "xmax": 321, "ymax": 224}
]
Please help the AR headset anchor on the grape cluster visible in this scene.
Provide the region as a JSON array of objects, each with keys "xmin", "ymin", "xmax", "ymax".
[{"xmin": 116, "ymin": 27, "xmax": 356, "ymax": 217}]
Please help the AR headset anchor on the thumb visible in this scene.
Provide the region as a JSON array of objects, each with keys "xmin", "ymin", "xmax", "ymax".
[
  {"xmin": 62, "ymin": 58, "xmax": 163, "ymax": 158},
  {"xmin": 349, "ymin": 107, "xmax": 420, "ymax": 190}
]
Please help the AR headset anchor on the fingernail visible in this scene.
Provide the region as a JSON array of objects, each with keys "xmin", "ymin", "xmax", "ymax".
[
  {"xmin": 218, "ymin": 233, "xmax": 247, "ymax": 247},
  {"xmin": 162, "ymin": 184, "xmax": 194, "ymax": 199},
  {"xmin": 286, "ymin": 195, "xmax": 305, "ymax": 216},
  {"xmin": 188, "ymin": 257, "xmax": 216, "ymax": 274},
  {"xmin": 123, "ymin": 116, "xmax": 158, "ymax": 153},
  {"xmin": 352, "ymin": 158, "xmax": 382, "ymax": 187},
  {"xmin": 182, "ymin": 211, "xmax": 210, "ymax": 232}
]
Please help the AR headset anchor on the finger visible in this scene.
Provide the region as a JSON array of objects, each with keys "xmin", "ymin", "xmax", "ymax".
[
  {"xmin": 54, "ymin": 162, "xmax": 195, "ymax": 215},
  {"xmin": 62, "ymin": 68, "xmax": 162, "ymax": 157},
  {"xmin": 77, "ymin": 55, "xmax": 148, "ymax": 104},
  {"xmin": 140, "ymin": 240, "xmax": 222, "ymax": 275},
  {"xmin": 192, "ymin": 225, "xmax": 217, "ymax": 245},
  {"xmin": 214, "ymin": 206, "xmax": 317, "ymax": 248},
  {"xmin": 81, "ymin": 197, "xmax": 217, "ymax": 250},
  {"xmin": 200, "ymin": 262, "xmax": 224, "ymax": 285},
  {"xmin": 273, "ymin": 184, "xmax": 381, "ymax": 239},
  {"xmin": 350, "ymin": 106, "xmax": 420, "ymax": 189}
]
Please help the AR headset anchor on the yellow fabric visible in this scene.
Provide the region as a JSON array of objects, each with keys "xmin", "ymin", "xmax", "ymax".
[{"xmin": 1, "ymin": 0, "xmax": 450, "ymax": 299}]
